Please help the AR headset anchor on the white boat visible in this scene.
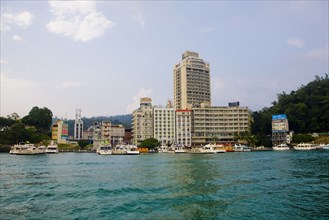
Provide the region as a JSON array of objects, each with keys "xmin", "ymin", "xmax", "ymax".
[
  {"xmin": 204, "ymin": 143, "xmax": 226, "ymax": 153},
  {"xmin": 322, "ymin": 144, "xmax": 329, "ymax": 150},
  {"xmin": 174, "ymin": 146, "xmax": 187, "ymax": 153},
  {"xmin": 10, "ymin": 143, "xmax": 46, "ymax": 155},
  {"xmin": 98, "ymin": 146, "xmax": 112, "ymax": 155},
  {"xmin": 112, "ymin": 144, "xmax": 127, "ymax": 155},
  {"xmin": 46, "ymin": 141, "xmax": 58, "ymax": 154},
  {"xmin": 293, "ymin": 143, "xmax": 317, "ymax": 150},
  {"xmin": 158, "ymin": 145, "xmax": 169, "ymax": 153},
  {"xmin": 126, "ymin": 145, "xmax": 140, "ymax": 155},
  {"xmin": 233, "ymin": 144, "xmax": 252, "ymax": 152},
  {"xmin": 273, "ymin": 143, "xmax": 290, "ymax": 151}
]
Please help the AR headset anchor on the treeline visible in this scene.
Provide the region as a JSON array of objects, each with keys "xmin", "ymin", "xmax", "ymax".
[
  {"xmin": 252, "ymin": 74, "xmax": 329, "ymax": 146},
  {"xmin": 59, "ymin": 114, "xmax": 133, "ymax": 137},
  {"xmin": 0, "ymin": 107, "xmax": 53, "ymax": 145}
]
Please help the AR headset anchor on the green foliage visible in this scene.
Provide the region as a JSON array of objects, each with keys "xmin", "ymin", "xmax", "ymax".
[
  {"xmin": 252, "ymin": 74, "xmax": 329, "ymax": 137},
  {"xmin": 0, "ymin": 117, "xmax": 15, "ymax": 130},
  {"xmin": 22, "ymin": 106, "xmax": 53, "ymax": 133},
  {"xmin": 57, "ymin": 143, "xmax": 80, "ymax": 151},
  {"xmin": 139, "ymin": 138, "xmax": 160, "ymax": 149},
  {"xmin": 292, "ymin": 134, "xmax": 315, "ymax": 143},
  {"xmin": 78, "ymin": 140, "xmax": 91, "ymax": 148},
  {"xmin": 0, "ymin": 106, "xmax": 53, "ymax": 145}
]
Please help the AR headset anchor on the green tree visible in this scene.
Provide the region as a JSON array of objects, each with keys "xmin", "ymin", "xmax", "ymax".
[
  {"xmin": 22, "ymin": 106, "xmax": 53, "ymax": 133},
  {"xmin": 0, "ymin": 117, "xmax": 15, "ymax": 130},
  {"xmin": 140, "ymin": 138, "xmax": 160, "ymax": 149}
]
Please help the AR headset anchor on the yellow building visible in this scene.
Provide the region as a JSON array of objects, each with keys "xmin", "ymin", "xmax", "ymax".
[{"xmin": 52, "ymin": 119, "xmax": 68, "ymax": 144}]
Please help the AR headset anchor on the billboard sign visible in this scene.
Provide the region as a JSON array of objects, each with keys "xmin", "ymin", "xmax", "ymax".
[
  {"xmin": 272, "ymin": 114, "xmax": 288, "ymax": 132},
  {"xmin": 272, "ymin": 114, "xmax": 287, "ymax": 120}
]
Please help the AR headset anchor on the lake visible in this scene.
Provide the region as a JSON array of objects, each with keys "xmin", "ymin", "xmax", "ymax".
[{"xmin": 1, "ymin": 151, "xmax": 328, "ymax": 219}]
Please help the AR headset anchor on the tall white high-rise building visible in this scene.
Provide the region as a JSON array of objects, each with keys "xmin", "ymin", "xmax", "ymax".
[
  {"xmin": 74, "ymin": 109, "xmax": 83, "ymax": 140},
  {"xmin": 173, "ymin": 51, "xmax": 211, "ymax": 110}
]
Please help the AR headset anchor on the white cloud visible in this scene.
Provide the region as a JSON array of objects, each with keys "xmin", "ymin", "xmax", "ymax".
[
  {"xmin": 126, "ymin": 88, "xmax": 152, "ymax": 113},
  {"xmin": 1, "ymin": 11, "xmax": 34, "ymax": 32},
  {"xmin": 305, "ymin": 45, "xmax": 328, "ymax": 60},
  {"xmin": 132, "ymin": 11, "xmax": 145, "ymax": 28},
  {"xmin": 12, "ymin": 34, "xmax": 23, "ymax": 41},
  {"xmin": 287, "ymin": 37, "xmax": 304, "ymax": 48},
  {"xmin": 1, "ymin": 74, "xmax": 35, "ymax": 89},
  {"xmin": 46, "ymin": 1, "xmax": 115, "ymax": 42},
  {"xmin": 57, "ymin": 81, "xmax": 85, "ymax": 88}
]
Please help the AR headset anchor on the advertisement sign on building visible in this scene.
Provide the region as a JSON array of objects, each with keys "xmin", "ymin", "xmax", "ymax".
[
  {"xmin": 61, "ymin": 124, "xmax": 68, "ymax": 140},
  {"xmin": 272, "ymin": 114, "xmax": 289, "ymax": 132}
]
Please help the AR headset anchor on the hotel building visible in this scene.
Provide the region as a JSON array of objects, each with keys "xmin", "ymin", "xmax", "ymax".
[
  {"xmin": 173, "ymin": 51, "xmax": 211, "ymax": 110},
  {"xmin": 132, "ymin": 97, "xmax": 154, "ymax": 145},
  {"xmin": 153, "ymin": 101, "xmax": 176, "ymax": 146},
  {"xmin": 192, "ymin": 103, "xmax": 250, "ymax": 146}
]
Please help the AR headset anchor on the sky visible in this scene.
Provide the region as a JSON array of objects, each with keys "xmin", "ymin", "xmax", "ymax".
[{"xmin": 1, "ymin": 1, "xmax": 328, "ymax": 119}]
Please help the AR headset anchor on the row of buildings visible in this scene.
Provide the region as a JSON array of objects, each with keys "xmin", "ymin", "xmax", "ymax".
[
  {"xmin": 51, "ymin": 109, "xmax": 131, "ymax": 147},
  {"xmin": 132, "ymin": 51, "xmax": 251, "ymax": 147},
  {"xmin": 52, "ymin": 51, "xmax": 252, "ymax": 147}
]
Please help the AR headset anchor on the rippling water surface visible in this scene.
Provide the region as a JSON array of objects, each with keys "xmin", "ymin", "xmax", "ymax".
[{"xmin": 1, "ymin": 151, "xmax": 328, "ymax": 219}]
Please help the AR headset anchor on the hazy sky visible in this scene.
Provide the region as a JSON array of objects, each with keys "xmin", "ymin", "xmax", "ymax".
[{"xmin": 1, "ymin": 1, "xmax": 328, "ymax": 119}]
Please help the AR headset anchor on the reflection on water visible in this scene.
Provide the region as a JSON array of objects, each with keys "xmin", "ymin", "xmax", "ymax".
[{"xmin": 1, "ymin": 151, "xmax": 328, "ymax": 219}]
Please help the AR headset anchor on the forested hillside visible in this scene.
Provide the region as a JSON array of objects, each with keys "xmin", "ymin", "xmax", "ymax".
[{"xmin": 252, "ymin": 74, "xmax": 329, "ymax": 145}]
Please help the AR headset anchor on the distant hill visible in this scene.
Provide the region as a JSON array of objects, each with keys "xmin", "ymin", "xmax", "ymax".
[
  {"xmin": 55, "ymin": 114, "xmax": 132, "ymax": 137},
  {"xmin": 252, "ymin": 74, "xmax": 329, "ymax": 136}
]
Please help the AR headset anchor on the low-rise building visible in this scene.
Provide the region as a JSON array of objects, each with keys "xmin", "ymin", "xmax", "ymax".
[{"xmin": 111, "ymin": 124, "xmax": 125, "ymax": 146}]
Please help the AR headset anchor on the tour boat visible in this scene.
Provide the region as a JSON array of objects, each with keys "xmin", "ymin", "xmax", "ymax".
[
  {"xmin": 293, "ymin": 143, "xmax": 317, "ymax": 150},
  {"xmin": 98, "ymin": 146, "xmax": 112, "ymax": 155},
  {"xmin": 112, "ymin": 144, "xmax": 127, "ymax": 155},
  {"xmin": 158, "ymin": 146, "xmax": 169, "ymax": 153},
  {"xmin": 126, "ymin": 145, "xmax": 140, "ymax": 155},
  {"xmin": 10, "ymin": 143, "xmax": 46, "ymax": 155},
  {"xmin": 174, "ymin": 146, "xmax": 187, "ymax": 153},
  {"xmin": 193, "ymin": 144, "xmax": 226, "ymax": 154},
  {"xmin": 273, "ymin": 143, "xmax": 290, "ymax": 151},
  {"xmin": 46, "ymin": 141, "xmax": 59, "ymax": 154},
  {"xmin": 233, "ymin": 144, "xmax": 252, "ymax": 152}
]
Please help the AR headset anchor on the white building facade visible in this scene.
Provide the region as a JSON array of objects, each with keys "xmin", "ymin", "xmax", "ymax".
[
  {"xmin": 153, "ymin": 105, "xmax": 175, "ymax": 146},
  {"xmin": 175, "ymin": 109, "xmax": 192, "ymax": 147}
]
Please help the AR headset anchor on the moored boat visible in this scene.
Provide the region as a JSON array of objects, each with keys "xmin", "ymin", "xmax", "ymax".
[
  {"xmin": 112, "ymin": 144, "xmax": 127, "ymax": 155},
  {"xmin": 10, "ymin": 143, "xmax": 46, "ymax": 155},
  {"xmin": 273, "ymin": 143, "xmax": 290, "ymax": 151},
  {"xmin": 46, "ymin": 141, "xmax": 59, "ymax": 154},
  {"xmin": 233, "ymin": 144, "xmax": 252, "ymax": 152},
  {"xmin": 98, "ymin": 146, "xmax": 112, "ymax": 155},
  {"xmin": 174, "ymin": 146, "xmax": 187, "ymax": 153},
  {"xmin": 293, "ymin": 143, "xmax": 317, "ymax": 150},
  {"xmin": 126, "ymin": 145, "xmax": 140, "ymax": 155}
]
